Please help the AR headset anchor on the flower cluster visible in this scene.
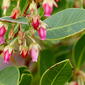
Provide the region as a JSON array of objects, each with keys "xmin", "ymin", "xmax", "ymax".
[{"xmin": 0, "ymin": 0, "xmax": 59, "ymax": 64}]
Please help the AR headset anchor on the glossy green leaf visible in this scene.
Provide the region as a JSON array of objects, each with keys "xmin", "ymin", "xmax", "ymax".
[
  {"xmin": 19, "ymin": 67, "xmax": 30, "ymax": 77},
  {"xmin": 40, "ymin": 59, "xmax": 72, "ymax": 85},
  {"xmin": 44, "ymin": 8, "xmax": 85, "ymax": 40},
  {"xmin": 19, "ymin": 67, "xmax": 32, "ymax": 85},
  {"xmin": 19, "ymin": 74, "xmax": 32, "ymax": 85},
  {"xmin": 0, "ymin": 66, "xmax": 19, "ymax": 85},
  {"xmin": 72, "ymin": 34, "xmax": 85, "ymax": 68}
]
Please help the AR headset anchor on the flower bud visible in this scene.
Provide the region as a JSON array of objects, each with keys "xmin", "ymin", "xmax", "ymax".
[
  {"xmin": 32, "ymin": 15, "xmax": 40, "ymax": 30},
  {"xmin": 38, "ymin": 27, "xmax": 47, "ymax": 40},
  {"xmin": 0, "ymin": 25, "xmax": 6, "ymax": 36},
  {"xmin": 29, "ymin": 1, "xmax": 38, "ymax": 15},
  {"xmin": 42, "ymin": 0, "xmax": 58, "ymax": 16},
  {"xmin": 55, "ymin": 0, "xmax": 59, "ymax": 2},
  {"xmin": 11, "ymin": 8, "xmax": 20, "ymax": 19},
  {"xmin": 20, "ymin": 46, "xmax": 28, "ymax": 58},
  {"xmin": 29, "ymin": 43, "xmax": 40, "ymax": 62},
  {"xmin": 2, "ymin": 0, "xmax": 10, "ymax": 15},
  {"xmin": 3, "ymin": 46, "xmax": 13, "ymax": 63},
  {"xmin": 43, "ymin": 3, "xmax": 53, "ymax": 16}
]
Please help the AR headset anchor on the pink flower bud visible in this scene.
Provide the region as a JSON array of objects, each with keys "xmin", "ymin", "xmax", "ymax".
[
  {"xmin": 11, "ymin": 8, "xmax": 20, "ymax": 19},
  {"xmin": 0, "ymin": 25, "xmax": 6, "ymax": 36},
  {"xmin": 3, "ymin": 46, "xmax": 13, "ymax": 63},
  {"xmin": 29, "ymin": 43, "xmax": 40, "ymax": 62},
  {"xmin": 20, "ymin": 47, "xmax": 28, "ymax": 58},
  {"xmin": 0, "ymin": 36, "xmax": 5, "ymax": 45},
  {"xmin": 43, "ymin": 3, "xmax": 53, "ymax": 17},
  {"xmin": 55, "ymin": 0, "xmax": 59, "ymax": 2},
  {"xmin": 42, "ymin": 0, "xmax": 58, "ymax": 16},
  {"xmin": 32, "ymin": 16, "xmax": 40, "ymax": 30},
  {"xmin": 38, "ymin": 27, "xmax": 47, "ymax": 40}
]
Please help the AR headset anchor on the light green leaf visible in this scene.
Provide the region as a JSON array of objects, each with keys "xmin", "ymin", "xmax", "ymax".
[
  {"xmin": 44, "ymin": 8, "xmax": 85, "ymax": 40},
  {"xmin": 0, "ymin": 16, "xmax": 28, "ymax": 24},
  {"xmin": 0, "ymin": 66, "xmax": 19, "ymax": 85},
  {"xmin": 40, "ymin": 59, "xmax": 72, "ymax": 85},
  {"xmin": 72, "ymin": 34, "xmax": 85, "ymax": 68}
]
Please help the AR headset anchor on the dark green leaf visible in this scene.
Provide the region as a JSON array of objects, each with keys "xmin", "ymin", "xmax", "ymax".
[
  {"xmin": 72, "ymin": 34, "xmax": 85, "ymax": 68},
  {"xmin": 19, "ymin": 74, "xmax": 32, "ymax": 85},
  {"xmin": 40, "ymin": 59, "xmax": 72, "ymax": 85}
]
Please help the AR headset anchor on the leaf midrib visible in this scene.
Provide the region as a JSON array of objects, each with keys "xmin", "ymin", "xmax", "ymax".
[{"xmin": 47, "ymin": 19, "xmax": 85, "ymax": 31}]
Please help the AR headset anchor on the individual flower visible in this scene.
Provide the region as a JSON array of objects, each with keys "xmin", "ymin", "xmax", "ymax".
[
  {"xmin": 2, "ymin": 0, "xmax": 10, "ymax": 15},
  {"xmin": 11, "ymin": 8, "xmax": 20, "ymax": 19},
  {"xmin": 37, "ymin": 21, "xmax": 47, "ymax": 40},
  {"xmin": 42, "ymin": 0, "xmax": 58, "ymax": 16},
  {"xmin": 20, "ymin": 46, "xmax": 28, "ymax": 58},
  {"xmin": 55, "ymin": 0, "xmax": 60, "ymax": 2},
  {"xmin": 0, "ymin": 25, "xmax": 6, "ymax": 44},
  {"xmin": 29, "ymin": 43, "xmax": 40, "ymax": 62},
  {"xmin": 3, "ymin": 46, "xmax": 13, "ymax": 63},
  {"xmin": 29, "ymin": 1, "xmax": 38, "ymax": 15},
  {"xmin": 38, "ymin": 27, "xmax": 46, "ymax": 40},
  {"xmin": 32, "ymin": 15, "xmax": 40, "ymax": 30},
  {"xmin": 0, "ymin": 25, "xmax": 6, "ymax": 36}
]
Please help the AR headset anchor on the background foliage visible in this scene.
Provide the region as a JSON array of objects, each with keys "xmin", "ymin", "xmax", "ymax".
[{"xmin": 0, "ymin": 0, "xmax": 85, "ymax": 85}]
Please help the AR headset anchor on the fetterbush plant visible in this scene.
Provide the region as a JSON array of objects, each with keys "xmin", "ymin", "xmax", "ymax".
[{"xmin": 0, "ymin": 0, "xmax": 85, "ymax": 85}]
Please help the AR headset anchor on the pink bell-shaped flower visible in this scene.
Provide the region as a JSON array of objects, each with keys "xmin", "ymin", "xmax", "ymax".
[
  {"xmin": 29, "ymin": 43, "xmax": 40, "ymax": 62},
  {"xmin": 38, "ymin": 27, "xmax": 47, "ymax": 40},
  {"xmin": 0, "ymin": 25, "xmax": 6, "ymax": 36},
  {"xmin": 32, "ymin": 16, "xmax": 40, "ymax": 30},
  {"xmin": 43, "ymin": 3, "xmax": 53, "ymax": 16},
  {"xmin": 42, "ymin": 0, "xmax": 58, "ymax": 17},
  {"xmin": 3, "ymin": 46, "xmax": 13, "ymax": 63}
]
